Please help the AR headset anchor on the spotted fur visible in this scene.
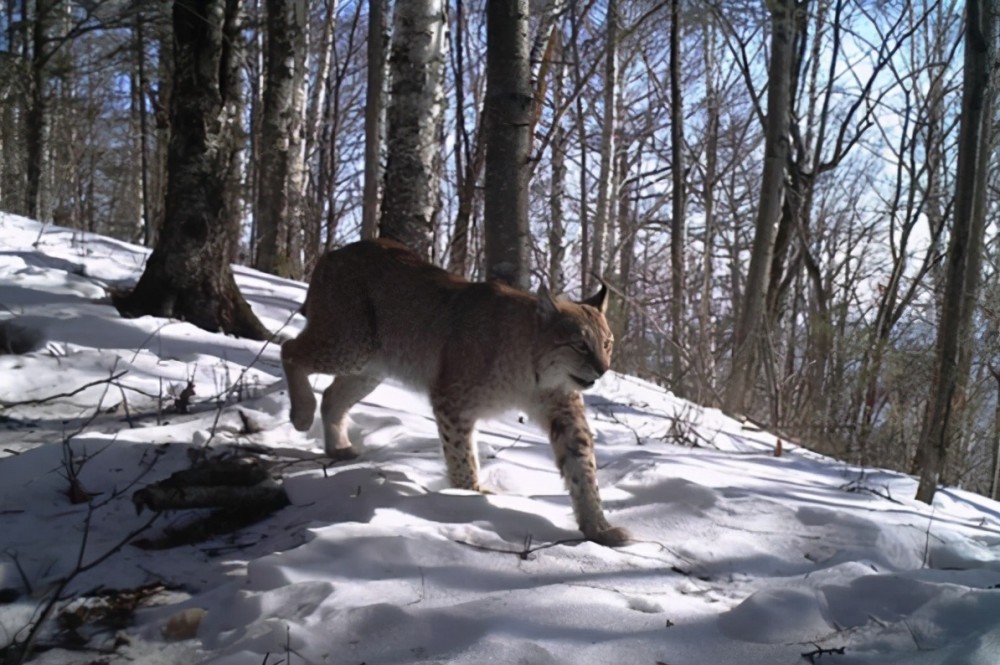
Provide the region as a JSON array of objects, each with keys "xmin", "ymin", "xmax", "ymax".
[{"xmin": 281, "ymin": 239, "xmax": 628, "ymax": 546}]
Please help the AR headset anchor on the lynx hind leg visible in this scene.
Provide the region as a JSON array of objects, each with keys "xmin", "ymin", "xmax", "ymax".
[
  {"xmin": 431, "ymin": 400, "xmax": 481, "ymax": 492},
  {"xmin": 281, "ymin": 336, "xmax": 318, "ymax": 432},
  {"xmin": 546, "ymin": 395, "xmax": 630, "ymax": 547},
  {"xmin": 282, "ymin": 288, "xmax": 376, "ymax": 437},
  {"xmin": 320, "ymin": 375, "xmax": 381, "ymax": 459}
]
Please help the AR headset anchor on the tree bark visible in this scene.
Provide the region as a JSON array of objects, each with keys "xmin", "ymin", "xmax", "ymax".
[
  {"xmin": 134, "ymin": 10, "xmax": 153, "ymax": 246},
  {"xmin": 669, "ymin": 0, "xmax": 685, "ymax": 396},
  {"xmin": 361, "ymin": 0, "xmax": 386, "ymax": 240},
  {"xmin": 569, "ymin": 0, "xmax": 590, "ymax": 293},
  {"xmin": 379, "ymin": 0, "xmax": 447, "ymax": 259},
  {"xmin": 483, "ymin": 0, "xmax": 532, "ymax": 289},
  {"xmin": 724, "ymin": 0, "xmax": 795, "ymax": 415},
  {"xmin": 589, "ymin": 0, "xmax": 618, "ymax": 288},
  {"xmin": 26, "ymin": 0, "xmax": 55, "ymax": 223},
  {"xmin": 447, "ymin": 0, "xmax": 485, "ymax": 277},
  {"xmin": 698, "ymin": 8, "xmax": 720, "ymax": 404},
  {"xmin": 255, "ymin": 0, "xmax": 307, "ymax": 278},
  {"xmin": 915, "ymin": 0, "xmax": 995, "ymax": 503},
  {"xmin": 548, "ymin": 32, "xmax": 567, "ymax": 294},
  {"xmin": 114, "ymin": 0, "xmax": 269, "ymax": 341}
]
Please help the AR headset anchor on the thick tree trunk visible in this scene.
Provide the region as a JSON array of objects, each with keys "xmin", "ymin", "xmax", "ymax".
[
  {"xmin": 255, "ymin": 0, "xmax": 307, "ymax": 278},
  {"xmin": 379, "ymin": 0, "xmax": 447, "ymax": 259},
  {"xmin": 915, "ymin": 0, "xmax": 995, "ymax": 503},
  {"xmin": 361, "ymin": 0, "xmax": 386, "ymax": 240},
  {"xmin": 115, "ymin": 0, "xmax": 269, "ymax": 341},
  {"xmin": 483, "ymin": 0, "xmax": 532, "ymax": 289},
  {"xmin": 724, "ymin": 0, "xmax": 795, "ymax": 415}
]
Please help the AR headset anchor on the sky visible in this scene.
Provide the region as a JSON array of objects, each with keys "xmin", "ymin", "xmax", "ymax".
[{"xmin": 1, "ymin": 211, "xmax": 1000, "ymax": 664}]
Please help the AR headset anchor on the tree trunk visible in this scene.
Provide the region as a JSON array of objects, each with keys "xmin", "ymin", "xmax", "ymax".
[
  {"xmin": 669, "ymin": 0, "xmax": 685, "ymax": 395},
  {"xmin": 697, "ymin": 8, "xmax": 719, "ymax": 405},
  {"xmin": 724, "ymin": 0, "xmax": 795, "ymax": 415},
  {"xmin": 569, "ymin": 0, "xmax": 590, "ymax": 293},
  {"xmin": 483, "ymin": 0, "xmax": 532, "ymax": 289},
  {"xmin": 589, "ymin": 0, "xmax": 618, "ymax": 287},
  {"xmin": 302, "ymin": 0, "xmax": 336, "ymax": 254},
  {"xmin": 990, "ymin": 366, "xmax": 1000, "ymax": 500},
  {"xmin": 361, "ymin": 0, "xmax": 386, "ymax": 240},
  {"xmin": 547, "ymin": 32, "xmax": 567, "ymax": 294},
  {"xmin": 447, "ymin": 0, "xmax": 485, "ymax": 277},
  {"xmin": 26, "ymin": 0, "xmax": 55, "ymax": 223},
  {"xmin": 255, "ymin": 0, "xmax": 307, "ymax": 278},
  {"xmin": 135, "ymin": 10, "xmax": 153, "ymax": 246},
  {"xmin": 379, "ymin": 0, "xmax": 447, "ymax": 259},
  {"xmin": 114, "ymin": 0, "xmax": 269, "ymax": 341},
  {"xmin": 915, "ymin": 0, "xmax": 995, "ymax": 504}
]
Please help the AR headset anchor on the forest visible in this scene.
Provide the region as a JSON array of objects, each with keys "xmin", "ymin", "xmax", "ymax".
[{"xmin": 0, "ymin": 0, "xmax": 998, "ymax": 504}]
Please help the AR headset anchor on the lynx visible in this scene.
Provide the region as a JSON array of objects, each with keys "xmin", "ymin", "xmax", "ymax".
[{"xmin": 281, "ymin": 239, "xmax": 629, "ymax": 547}]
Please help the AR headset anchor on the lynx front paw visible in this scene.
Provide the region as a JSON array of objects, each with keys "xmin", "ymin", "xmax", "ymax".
[{"xmin": 583, "ymin": 524, "xmax": 631, "ymax": 548}]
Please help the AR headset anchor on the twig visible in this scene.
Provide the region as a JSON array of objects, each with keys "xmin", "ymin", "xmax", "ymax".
[
  {"xmin": 116, "ymin": 382, "xmax": 134, "ymax": 428},
  {"xmin": 9, "ymin": 508, "xmax": 160, "ymax": 664},
  {"xmin": 0, "ymin": 371, "xmax": 127, "ymax": 409},
  {"xmin": 451, "ymin": 534, "xmax": 586, "ymax": 560},
  {"xmin": 801, "ymin": 645, "xmax": 846, "ymax": 662},
  {"xmin": 3, "ymin": 551, "xmax": 33, "ymax": 596},
  {"xmin": 923, "ymin": 506, "xmax": 936, "ymax": 568},
  {"xmin": 202, "ymin": 308, "xmax": 298, "ymax": 448}
]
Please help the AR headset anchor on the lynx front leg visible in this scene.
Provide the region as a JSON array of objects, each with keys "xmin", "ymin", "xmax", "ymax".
[
  {"xmin": 431, "ymin": 402, "xmax": 482, "ymax": 492},
  {"xmin": 320, "ymin": 375, "xmax": 381, "ymax": 459},
  {"xmin": 545, "ymin": 393, "xmax": 630, "ymax": 547}
]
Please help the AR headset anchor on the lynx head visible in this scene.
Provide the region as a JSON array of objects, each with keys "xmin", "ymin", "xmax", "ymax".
[{"xmin": 534, "ymin": 283, "xmax": 614, "ymax": 393}]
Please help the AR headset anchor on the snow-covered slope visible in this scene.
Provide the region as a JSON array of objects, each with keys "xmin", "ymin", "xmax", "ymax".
[{"xmin": 1, "ymin": 212, "xmax": 999, "ymax": 664}]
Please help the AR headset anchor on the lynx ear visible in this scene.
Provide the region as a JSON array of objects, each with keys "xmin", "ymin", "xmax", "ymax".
[
  {"xmin": 581, "ymin": 282, "xmax": 609, "ymax": 313},
  {"xmin": 537, "ymin": 284, "xmax": 559, "ymax": 321}
]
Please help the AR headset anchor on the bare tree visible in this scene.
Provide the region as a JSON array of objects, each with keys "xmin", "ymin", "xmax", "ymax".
[
  {"xmin": 25, "ymin": 0, "xmax": 59, "ymax": 223},
  {"xmin": 548, "ymin": 30, "xmax": 567, "ymax": 294},
  {"xmin": 483, "ymin": 0, "xmax": 532, "ymax": 288},
  {"xmin": 255, "ymin": 0, "xmax": 307, "ymax": 278},
  {"xmin": 915, "ymin": 0, "xmax": 996, "ymax": 503},
  {"xmin": 668, "ymin": 0, "xmax": 686, "ymax": 394},
  {"xmin": 589, "ymin": 0, "xmax": 618, "ymax": 289},
  {"xmin": 724, "ymin": 0, "xmax": 796, "ymax": 415},
  {"xmin": 447, "ymin": 0, "xmax": 486, "ymax": 277},
  {"xmin": 379, "ymin": 0, "xmax": 448, "ymax": 259},
  {"xmin": 360, "ymin": 0, "xmax": 386, "ymax": 240},
  {"xmin": 115, "ymin": 0, "xmax": 269, "ymax": 340}
]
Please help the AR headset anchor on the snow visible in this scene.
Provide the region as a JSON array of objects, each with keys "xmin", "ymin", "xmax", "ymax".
[{"xmin": 1, "ymin": 210, "xmax": 999, "ymax": 664}]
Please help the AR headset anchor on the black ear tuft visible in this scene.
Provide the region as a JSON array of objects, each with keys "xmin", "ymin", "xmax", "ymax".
[
  {"xmin": 581, "ymin": 282, "xmax": 609, "ymax": 313},
  {"xmin": 537, "ymin": 284, "xmax": 559, "ymax": 321}
]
